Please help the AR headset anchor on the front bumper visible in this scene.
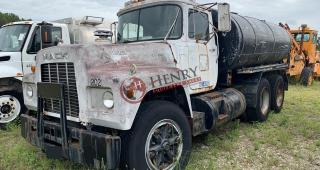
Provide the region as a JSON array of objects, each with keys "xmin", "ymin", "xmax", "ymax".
[{"xmin": 21, "ymin": 114, "xmax": 121, "ymax": 169}]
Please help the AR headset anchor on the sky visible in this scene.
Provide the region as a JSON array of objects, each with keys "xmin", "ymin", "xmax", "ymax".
[{"xmin": 0, "ymin": 0, "xmax": 320, "ymax": 31}]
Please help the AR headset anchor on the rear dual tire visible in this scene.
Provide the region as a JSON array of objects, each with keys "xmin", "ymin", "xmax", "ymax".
[
  {"xmin": 270, "ymin": 75, "xmax": 285, "ymax": 113},
  {"xmin": 246, "ymin": 76, "xmax": 285, "ymax": 122},
  {"xmin": 247, "ymin": 78, "xmax": 271, "ymax": 122}
]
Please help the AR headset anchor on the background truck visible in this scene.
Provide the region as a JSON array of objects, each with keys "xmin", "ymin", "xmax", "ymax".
[
  {"xmin": 280, "ymin": 23, "xmax": 320, "ymax": 86},
  {"xmin": 21, "ymin": 0, "xmax": 290, "ymax": 169},
  {"xmin": 0, "ymin": 16, "xmax": 112, "ymax": 126}
]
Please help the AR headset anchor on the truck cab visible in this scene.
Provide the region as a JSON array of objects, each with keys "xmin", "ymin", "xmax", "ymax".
[
  {"xmin": 288, "ymin": 24, "xmax": 320, "ymax": 85},
  {"xmin": 0, "ymin": 21, "xmax": 70, "ymax": 79},
  {"xmin": 291, "ymin": 26, "xmax": 318, "ymax": 64},
  {"xmin": 117, "ymin": 0, "xmax": 222, "ymax": 94},
  {"xmin": 0, "ymin": 21, "xmax": 70, "ymax": 125},
  {"xmin": 0, "ymin": 17, "xmax": 113, "ymax": 126}
]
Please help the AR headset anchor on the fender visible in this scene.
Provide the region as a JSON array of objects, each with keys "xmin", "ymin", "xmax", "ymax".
[
  {"xmin": 0, "ymin": 77, "xmax": 22, "ymax": 93},
  {"xmin": 140, "ymin": 85, "xmax": 193, "ymax": 118},
  {"xmin": 0, "ymin": 52, "xmax": 23, "ymax": 80},
  {"xmin": 0, "ymin": 63, "xmax": 23, "ymax": 81}
]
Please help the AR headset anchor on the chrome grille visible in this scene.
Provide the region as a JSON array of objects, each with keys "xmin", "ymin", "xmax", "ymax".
[{"xmin": 41, "ymin": 63, "xmax": 79, "ymax": 118}]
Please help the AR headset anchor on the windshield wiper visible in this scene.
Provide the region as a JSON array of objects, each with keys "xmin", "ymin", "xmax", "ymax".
[
  {"xmin": 121, "ymin": 39, "xmax": 135, "ymax": 44},
  {"xmin": 164, "ymin": 8, "xmax": 181, "ymax": 41}
]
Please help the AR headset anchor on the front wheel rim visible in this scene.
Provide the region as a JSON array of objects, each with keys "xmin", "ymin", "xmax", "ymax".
[
  {"xmin": 0, "ymin": 95, "xmax": 21, "ymax": 123},
  {"xmin": 260, "ymin": 87, "xmax": 270, "ymax": 115},
  {"xmin": 276, "ymin": 82, "xmax": 284, "ymax": 107},
  {"xmin": 145, "ymin": 119, "xmax": 183, "ymax": 170},
  {"xmin": 308, "ymin": 75, "xmax": 313, "ymax": 86}
]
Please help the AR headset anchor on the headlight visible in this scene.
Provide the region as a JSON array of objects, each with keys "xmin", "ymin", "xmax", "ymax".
[
  {"xmin": 103, "ymin": 91, "xmax": 114, "ymax": 109},
  {"xmin": 26, "ymin": 85, "xmax": 33, "ymax": 97}
]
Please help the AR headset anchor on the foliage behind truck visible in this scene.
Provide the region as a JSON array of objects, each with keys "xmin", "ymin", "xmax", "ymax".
[
  {"xmin": 0, "ymin": 16, "xmax": 112, "ymax": 126},
  {"xmin": 21, "ymin": 0, "xmax": 290, "ymax": 169}
]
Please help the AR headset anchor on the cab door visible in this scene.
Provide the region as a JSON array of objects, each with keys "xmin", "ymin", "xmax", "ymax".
[
  {"xmin": 187, "ymin": 9, "xmax": 218, "ymax": 94},
  {"xmin": 22, "ymin": 26, "xmax": 40, "ymax": 75}
]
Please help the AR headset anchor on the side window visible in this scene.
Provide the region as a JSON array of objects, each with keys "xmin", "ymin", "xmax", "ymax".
[
  {"xmin": 27, "ymin": 27, "xmax": 41, "ymax": 54},
  {"xmin": 312, "ymin": 34, "xmax": 317, "ymax": 44},
  {"xmin": 27, "ymin": 26, "xmax": 63, "ymax": 54},
  {"xmin": 189, "ymin": 9, "xmax": 209, "ymax": 41},
  {"xmin": 52, "ymin": 27, "xmax": 62, "ymax": 45},
  {"xmin": 295, "ymin": 33, "xmax": 310, "ymax": 42},
  {"xmin": 122, "ymin": 23, "xmax": 143, "ymax": 41}
]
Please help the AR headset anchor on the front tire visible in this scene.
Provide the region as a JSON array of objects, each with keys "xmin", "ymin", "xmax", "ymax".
[
  {"xmin": 122, "ymin": 101, "xmax": 192, "ymax": 170},
  {"xmin": 300, "ymin": 67, "xmax": 314, "ymax": 86},
  {"xmin": 0, "ymin": 91, "xmax": 25, "ymax": 126},
  {"xmin": 247, "ymin": 78, "xmax": 271, "ymax": 122}
]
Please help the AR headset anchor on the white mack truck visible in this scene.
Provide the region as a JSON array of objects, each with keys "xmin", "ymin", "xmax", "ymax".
[
  {"xmin": 21, "ymin": 0, "xmax": 291, "ymax": 169},
  {"xmin": 0, "ymin": 16, "xmax": 113, "ymax": 126}
]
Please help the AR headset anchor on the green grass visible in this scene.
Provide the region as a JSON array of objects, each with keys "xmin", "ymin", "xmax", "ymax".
[
  {"xmin": 187, "ymin": 82, "xmax": 320, "ymax": 169},
  {"xmin": 1, "ymin": 83, "xmax": 320, "ymax": 170}
]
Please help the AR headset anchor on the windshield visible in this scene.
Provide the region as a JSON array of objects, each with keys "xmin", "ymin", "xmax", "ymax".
[
  {"xmin": 293, "ymin": 33, "xmax": 310, "ymax": 42},
  {"xmin": 0, "ymin": 24, "xmax": 31, "ymax": 52},
  {"xmin": 117, "ymin": 5, "xmax": 182, "ymax": 43}
]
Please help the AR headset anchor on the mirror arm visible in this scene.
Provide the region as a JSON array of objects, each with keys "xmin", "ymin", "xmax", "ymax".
[
  {"xmin": 204, "ymin": 3, "xmax": 218, "ymax": 10},
  {"xmin": 204, "ymin": 31, "xmax": 216, "ymax": 45},
  {"xmin": 195, "ymin": 2, "xmax": 218, "ymax": 10}
]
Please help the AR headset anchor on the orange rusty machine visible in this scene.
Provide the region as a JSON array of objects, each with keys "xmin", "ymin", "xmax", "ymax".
[{"xmin": 280, "ymin": 23, "xmax": 320, "ymax": 86}]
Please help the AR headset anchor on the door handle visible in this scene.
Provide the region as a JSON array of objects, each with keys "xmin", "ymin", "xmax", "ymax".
[
  {"xmin": 209, "ymin": 49, "xmax": 216, "ymax": 53},
  {"xmin": 0, "ymin": 56, "xmax": 10, "ymax": 62}
]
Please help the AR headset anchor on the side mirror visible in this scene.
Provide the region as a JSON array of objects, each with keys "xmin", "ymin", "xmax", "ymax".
[
  {"xmin": 218, "ymin": 3, "xmax": 231, "ymax": 32},
  {"xmin": 39, "ymin": 22, "xmax": 53, "ymax": 48}
]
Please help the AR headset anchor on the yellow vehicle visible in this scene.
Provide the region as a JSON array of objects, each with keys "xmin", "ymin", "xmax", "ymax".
[{"xmin": 281, "ymin": 24, "xmax": 320, "ymax": 85}]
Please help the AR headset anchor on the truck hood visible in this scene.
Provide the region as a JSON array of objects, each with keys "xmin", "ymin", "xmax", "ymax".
[
  {"xmin": 37, "ymin": 42, "xmax": 175, "ymax": 70},
  {"xmin": 36, "ymin": 42, "xmax": 180, "ymax": 92}
]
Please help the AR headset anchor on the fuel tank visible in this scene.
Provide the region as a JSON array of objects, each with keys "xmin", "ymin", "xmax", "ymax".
[{"xmin": 212, "ymin": 11, "xmax": 291, "ymax": 71}]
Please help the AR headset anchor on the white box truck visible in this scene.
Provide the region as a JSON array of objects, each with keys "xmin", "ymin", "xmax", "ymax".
[{"xmin": 0, "ymin": 16, "xmax": 113, "ymax": 126}]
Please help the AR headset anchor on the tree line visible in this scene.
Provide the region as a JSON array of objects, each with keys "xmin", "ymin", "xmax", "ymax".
[{"xmin": 0, "ymin": 12, "xmax": 30, "ymax": 26}]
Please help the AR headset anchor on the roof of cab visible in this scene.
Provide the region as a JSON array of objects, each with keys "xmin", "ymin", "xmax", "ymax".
[
  {"xmin": 118, "ymin": 0, "xmax": 197, "ymax": 16},
  {"xmin": 2, "ymin": 21, "xmax": 66, "ymax": 27}
]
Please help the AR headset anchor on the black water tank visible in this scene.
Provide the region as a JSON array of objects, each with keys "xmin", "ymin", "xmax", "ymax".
[{"xmin": 212, "ymin": 11, "xmax": 291, "ymax": 71}]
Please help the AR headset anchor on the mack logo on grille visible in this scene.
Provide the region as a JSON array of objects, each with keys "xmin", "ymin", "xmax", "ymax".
[
  {"xmin": 41, "ymin": 63, "xmax": 80, "ymax": 118},
  {"xmin": 43, "ymin": 52, "xmax": 69, "ymax": 60}
]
